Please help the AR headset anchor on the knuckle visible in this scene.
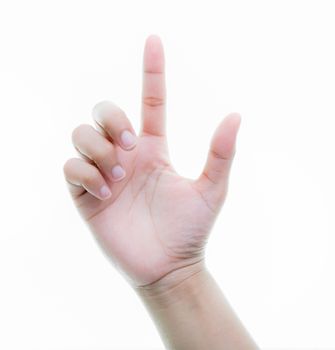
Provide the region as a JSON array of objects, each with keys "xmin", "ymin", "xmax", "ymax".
[
  {"xmin": 95, "ymin": 144, "xmax": 114, "ymax": 163},
  {"xmin": 82, "ymin": 169, "xmax": 98, "ymax": 187},
  {"xmin": 106, "ymin": 111, "xmax": 128, "ymax": 129},
  {"xmin": 71, "ymin": 124, "xmax": 91, "ymax": 143},
  {"xmin": 142, "ymin": 96, "xmax": 165, "ymax": 108},
  {"xmin": 92, "ymin": 100, "xmax": 111, "ymax": 119},
  {"xmin": 63, "ymin": 158, "xmax": 76, "ymax": 177},
  {"xmin": 93, "ymin": 100, "xmax": 126, "ymax": 122}
]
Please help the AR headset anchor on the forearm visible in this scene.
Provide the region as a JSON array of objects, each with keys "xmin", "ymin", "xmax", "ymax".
[{"xmin": 135, "ymin": 261, "xmax": 258, "ymax": 350}]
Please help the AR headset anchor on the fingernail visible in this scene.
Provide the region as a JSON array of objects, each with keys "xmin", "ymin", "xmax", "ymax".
[
  {"xmin": 100, "ymin": 185, "xmax": 112, "ymax": 199},
  {"xmin": 120, "ymin": 130, "xmax": 136, "ymax": 149},
  {"xmin": 111, "ymin": 164, "xmax": 126, "ymax": 181}
]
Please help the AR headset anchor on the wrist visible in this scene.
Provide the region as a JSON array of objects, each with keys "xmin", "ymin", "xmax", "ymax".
[
  {"xmin": 134, "ymin": 260, "xmax": 259, "ymax": 350},
  {"xmin": 134, "ymin": 259, "xmax": 210, "ymax": 308}
]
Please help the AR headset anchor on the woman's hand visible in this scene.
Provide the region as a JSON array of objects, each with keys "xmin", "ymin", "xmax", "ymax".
[{"xmin": 63, "ymin": 35, "xmax": 241, "ymax": 288}]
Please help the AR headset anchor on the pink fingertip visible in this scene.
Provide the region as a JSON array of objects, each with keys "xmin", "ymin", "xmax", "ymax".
[
  {"xmin": 144, "ymin": 34, "xmax": 165, "ymax": 73},
  {"xmin": 100, "ymin": 185, "xmax": 111, "ymax": 199},
  {"xmin": 120, "ymin": 130, "xmax": 136, "ymax": 149}
]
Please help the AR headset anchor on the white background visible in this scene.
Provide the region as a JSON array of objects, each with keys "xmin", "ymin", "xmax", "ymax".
[{"xmin": 0, "ymin": 1, "xmax": 334, "ymax": 349}]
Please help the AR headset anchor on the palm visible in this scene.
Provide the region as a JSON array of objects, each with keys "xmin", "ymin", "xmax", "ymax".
[
  {"xmin": 77, "ymin": 134, "xmax": 217, "ymax": 286},
  {"xmin": 65, "ymin": 36, "xmax": 241, "ymax": 287}
]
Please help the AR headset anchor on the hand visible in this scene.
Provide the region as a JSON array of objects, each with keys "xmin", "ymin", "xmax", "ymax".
[{"xmin": 63, "ymin": 35, "xmax": 241, "ymax": 288}]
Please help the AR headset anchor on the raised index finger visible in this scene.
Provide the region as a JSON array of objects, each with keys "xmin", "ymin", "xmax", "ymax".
[{"xmin": 141, "ymin": 35, "xmax": 166, "ymax": 137}]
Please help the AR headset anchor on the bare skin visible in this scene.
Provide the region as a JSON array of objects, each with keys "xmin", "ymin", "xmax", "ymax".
[{"xmin": 63, "ymin": 35, "xmax": 258, "ymax": 349}]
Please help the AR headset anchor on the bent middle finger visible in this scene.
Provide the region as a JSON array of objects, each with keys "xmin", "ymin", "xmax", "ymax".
[{"xmin": 92, "ymin": 100, "xmax": 137, "ymax": 151}]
